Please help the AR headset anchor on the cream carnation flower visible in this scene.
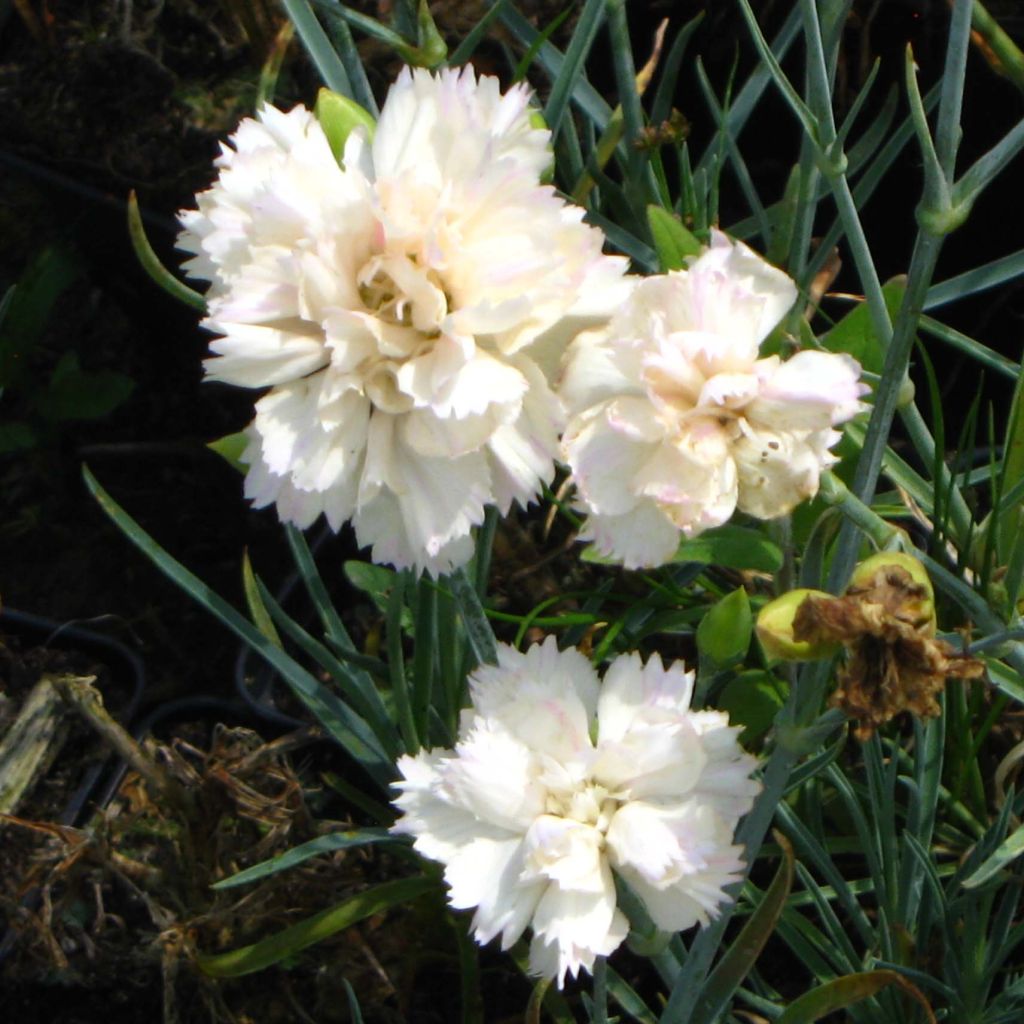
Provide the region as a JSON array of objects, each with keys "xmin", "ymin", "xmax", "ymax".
[
  {"xmin": 178, "ymin": 67, "xmax": 627, "ymax": 575},
  {"xmin": 560, "ymin": 231, "xmax": 868, "ymax": 568},
  {"xmin": 392, "ymin": 638, "xmax": 761, "ymax": 986}
]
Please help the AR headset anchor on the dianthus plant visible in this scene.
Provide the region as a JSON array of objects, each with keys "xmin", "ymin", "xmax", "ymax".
[{"xmin": 99, "ymin": 0, "xmax": 1024, "ymax": 1021}]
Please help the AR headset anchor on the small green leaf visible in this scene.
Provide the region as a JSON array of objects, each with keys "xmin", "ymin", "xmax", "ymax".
[
  {"xmin": 647, "ymin": 204, "xmax": 702, "ymax": 271},
  {"xmin": 211, "ymin": 829, "xmax": 395, "ymax": 890},
  {"xmin": 36, "ymin": 352, "xmax": 134, "ymax": 421},
  {"xmin": 207, "ymin": 431, "xmax": 249, "ymax": 473},
  {"xmin": 197, "ymin": 875, "xmax": 432, "ymax": 977},
  {"xmin": 671, "ymin": 523, "xmax": 784, "ymax": 573},
  {"xmin": 314, "ymin": 87, "xmax": 376, "ymax": 163},
  {"xmin": 1, "ymin": 245, "xmax": 81, "ymax": 390},
  {"xmin": 717, "ymin": 670, "xmax": 786, "ymax": 744},
  {"xmin": 777, "ymin": 969, "xmax": 937, "ymax": 1024},
  {"xmin": 820, "ymin": 276, "xmax": 906, "ymax": 375},
  {"xmin": 697, "ymin": 587, "xmax": 752, "ymax": 668},
  {"xmin": 127, "ymin": 191, "xmax": 206, "ymax": 311},
  {"xmin": 242, "ymin": 554, "xmax": 282, "ymax": 648}
]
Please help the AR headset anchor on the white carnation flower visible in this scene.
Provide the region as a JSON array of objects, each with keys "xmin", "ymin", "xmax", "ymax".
[
  {"xmin": 392, "ymin": 638, "xmax": 761, "ymax": 987},
  {"xmin": 178, "ymin": 67, "xmax": 627, "ymax": 575},
  {"xmin": 560, "ymin": 231, "xmax": 869, "ymax": 568}
]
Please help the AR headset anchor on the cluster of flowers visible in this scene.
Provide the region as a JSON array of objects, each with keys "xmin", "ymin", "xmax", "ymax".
[
  {"xmin": 178, "ymin": 66, "xmax": 867, "ymax": 577},
  {"xmin": 176, "ymin": 67, "xmax": 863, "ymax": 985}
]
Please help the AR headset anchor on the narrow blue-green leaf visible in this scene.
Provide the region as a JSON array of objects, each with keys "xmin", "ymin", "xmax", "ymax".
[
  {"xmin": 411, "ymin": 577, "xmax": 437, "ymax": 742},
  {"xmin": 343, "ymin": 980, "xmax": 365, "ymax": 1024},
  {"xmin": 448, "ymin": 0, "xmax": 508, "ymax": 66},
  {"xmin": 918, "ymin": 314, "xmax": 1017, "ymax": 380},
  {"xmin": 696, "ymin": 6, "xmax": 801, "ymax": 177},
  {"xmin": 256, "ymin": 577, "xmax": 399, "ymax": 756},
  {"xmin": 649, "ymin": 14, "xmax": 703, "ymax": 128},
  {"xmin": 516, "ymin": 6, "xmax": 576, "ymax": 88},
  {"xmin": 924, "ymin": 247, "xmax": 1024, "ymax": 310},
  {"xmin": 387, "ymin": 571, "xmax": 418, "ymax": 752},
  {"xmin": 448, "ymin": 568, "xmax": 497, "ymax": 667},
  {"xmin": 127, "ymin": 191, "xmax": 205, "ymax": 311},
  {"xmin": 84, "ymin": 466, "xmax": 395, "ymax": 788},
  {"xmin": 605, "ymin": 965, "xmax": 658, "ymax": 1024},
  {"xmin": 211, "ymin": 829, "xmax": 395, "ymax": 889},
  {"xmin": 689, "ymin": 835, "xmax": 794, "ymax": 1024},
  {"xmin": 492, "ymin": 1, "xmax": 613, "ymax": 130},
  {"xmin": 284, "ymin": 524, "xmax": 351, "ymax": 648},
  {"xmin": 282, "ymin": 0, "xmax": 354, "ymax": 97},
  {"xmin": 696, "ymin": 58, "xmax": 771, "ymax": 244},
  {"xmin": 318, "ymin": 6, "xmax": 378, "ymax": 113},
  {"xmin": 584, "ymin": 208, "xmax": 658, "ymax": 270},
  {"xmin": 197, "ymin": 875, "xmax": 432, "ymax": 977},
  {"xmin": 734, "ymin": 0, "xmax": 818, "ymax": 140}
]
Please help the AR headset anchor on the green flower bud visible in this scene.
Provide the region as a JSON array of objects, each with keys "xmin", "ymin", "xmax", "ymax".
[{"xmin": 756, "ymin": 589, "xmax": 841, "ymax": 662}]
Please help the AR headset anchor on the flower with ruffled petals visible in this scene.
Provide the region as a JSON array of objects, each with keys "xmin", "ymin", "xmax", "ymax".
[
  {"xmin": 560, "ymin": 230, "xmax": 868, "ymax": 568},
  {"xmin": 392, "ymin": 638, "xmax": 760, "ymax": 986},
  {"xmin": 178, "ymin": 67, "xmax": 627, "ymax": 575}
]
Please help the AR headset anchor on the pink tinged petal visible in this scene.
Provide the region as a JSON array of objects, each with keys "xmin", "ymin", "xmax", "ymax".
[
  {"xmin": 630, "ymin": 424, "xmax": 738, "ymax": 535},
  {"xmin": 445, "ymin": 723, "xmax": 546, "ymax": 831},
  {"xmin": 564, "ymin": 404, "xmax": 658, "ymax": 517},
  {"xmin": 558, "ymin": 322, "xmax": 645, "ymax": 415},
  {"xmin": 579, "ymin": 503, "xmax": 683, "ymax": 570},
  {"xmin": 354, "ymin": 418, "xmax": 490, "ymax": 573},
  {"xmin": 640, "ymin": 336, "xmax": 708, "ymax": 411},
  {"xmin": 392, "ymin": 749, "xmax": 498, "ymax": 865},
  {"xmin": 747, "ymin": 349, "xmax": 869, "ymax": 431},
  {"xmin": 606, "ymin": 801, "xmax": 704, "ymax": 887},
  {"xmin": 468, "ymin": 638, "xmax": 599, "ymax": 759},
  {"xmin": 204, "ymin": 321, "xmax": 328, "ymax": 388},
  {"xmin": 684, "ymin": 230, "xmax": 798, "ymax": 349}
]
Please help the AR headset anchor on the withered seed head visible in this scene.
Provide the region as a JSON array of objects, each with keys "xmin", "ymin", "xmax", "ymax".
[{"xmin": 792, "ymin": 555, "xmax": 984, "ymax": 740}]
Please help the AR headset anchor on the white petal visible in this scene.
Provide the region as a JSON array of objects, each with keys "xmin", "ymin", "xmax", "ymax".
[
  {"xmin": 732, "ymin": 422, "xmax": 831, "ymax": 520},
  {"xmin": 579, "ymin": 503, "xmax": 683, "ymax": 570}
]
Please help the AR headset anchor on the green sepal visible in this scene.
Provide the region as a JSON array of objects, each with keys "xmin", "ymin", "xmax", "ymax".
[
  {"xmin": 207, "ymin": 431, "xmax": 249, "ymax": 473},
  {"xmin": 315, "ymin": 87, "xmax": 376, "ymax": 163}
]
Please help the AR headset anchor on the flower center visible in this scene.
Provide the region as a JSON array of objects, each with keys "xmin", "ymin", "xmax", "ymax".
[
  {"xmin": 357, "ymin": 251, "xmax": 451, "ymax": 337},
  {"xmin": 545, "ymin": 782, "xmax": 619, "ymax": 835}
]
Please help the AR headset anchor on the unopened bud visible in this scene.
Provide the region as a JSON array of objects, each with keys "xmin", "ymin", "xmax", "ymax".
[{"xmin": 757, "ymin": 589, "xmax": 842, "ymax": 662}]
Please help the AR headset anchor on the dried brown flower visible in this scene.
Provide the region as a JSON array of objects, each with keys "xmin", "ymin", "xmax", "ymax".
[{"xmin": 792, "ymin": 556, "xmax": 985, "ymax": 740}]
